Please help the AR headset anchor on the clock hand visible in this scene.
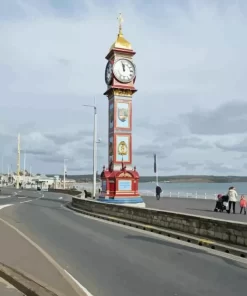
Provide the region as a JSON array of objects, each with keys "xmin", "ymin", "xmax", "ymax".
[{"xmin": 121, "ymin": 62, "xmax": 125, "ymax": 72}]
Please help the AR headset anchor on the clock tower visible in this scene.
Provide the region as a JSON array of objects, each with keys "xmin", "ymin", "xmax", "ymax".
[{"xmin": 98, "ymin": 14, "xmax": 145, "ymax": 208}]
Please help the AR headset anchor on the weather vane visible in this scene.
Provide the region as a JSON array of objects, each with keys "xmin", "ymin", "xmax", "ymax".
[{"xmin": 117, "ymin": 12, "xmax": 124, "ymax": 34}]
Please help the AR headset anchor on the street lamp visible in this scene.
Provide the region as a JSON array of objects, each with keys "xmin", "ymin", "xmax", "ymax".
[
  {"xmin": 63, "ymin": 158, "xmax": 68, "ymax": 189},
  {"xmin": 82, "ymin": 99, "xmax": 97, "ymax": 198}
]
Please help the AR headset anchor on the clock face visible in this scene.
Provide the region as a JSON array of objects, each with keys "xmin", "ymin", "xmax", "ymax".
[
  {"xmin": 113, "ymin": 59, "xmax": 136, "ymax": 83},
  {"xmin": 105, "ymin": 61, "xmax": 113, "ymax": 85}
]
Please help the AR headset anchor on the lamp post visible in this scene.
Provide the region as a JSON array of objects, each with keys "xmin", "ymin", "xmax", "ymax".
[
  {"xmin": 82, "ymin": 99, "xmax": 97, "ymax": 198},
  {"xmin": 63, "ymin": 158, "xmax": 67, "ymax": 189}
]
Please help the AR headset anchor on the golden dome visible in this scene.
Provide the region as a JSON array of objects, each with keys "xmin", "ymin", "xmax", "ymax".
[
  {"xmin": 110, "ymin": 32, "xmax": 132, "ymax": 51},
  {"xmin": 110, "ymin": 13, "xmax": 132, "ymax": 51}
]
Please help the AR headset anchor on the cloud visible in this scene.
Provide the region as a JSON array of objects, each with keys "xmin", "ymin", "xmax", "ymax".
[
  {"xmin": 173, "ymin": 137, "xmax": 212, "ymax": 149},
  {"xmin": 182, "ymin": 101, "xmax": 247, "ymax": 135},
  {"xmin": 45, "ymin": 130, "xmax": 92, "ymax": 145},
  {"xmin": 1, "ymin": 0, "xmax": 247, "ymax": 175},
  {"xmin": 204, "ymin": 162, "xmax": 239, "ymax": 174},
  {"xmin": 215, "ymin": 137, "xmax": 247, "ymax": 152},
  {"xmin": 177, "ymin": 162, "xmax": 202, "ymax": 170}
]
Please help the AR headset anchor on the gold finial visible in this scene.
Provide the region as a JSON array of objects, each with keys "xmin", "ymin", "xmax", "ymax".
[
  {"xmin": 117, "ymin": 12, "xmax": 124, "ymax": 34},
  {"xmin": 109, "ymin": 12, "xmax": 132, "ymax": 51}
]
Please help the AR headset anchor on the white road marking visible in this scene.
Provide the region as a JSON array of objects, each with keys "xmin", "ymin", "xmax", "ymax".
[
  {"xmin": 14, "ymin": 192, "xmax": 17, "ymax": 195},
  {"xmin": 20, "ymin": 200, "xmax": 32, "ymax": 204},
  {"xmin": 59, "ymin": 197, "xmax": 63, "ymax": 200},
  {"xmin": 0, "ymin": 217, "xmax": 86, "ymax": 296},
  {"xmin": 0, "ymin": 204, "xmax": 13, "ymax": 210},
  {"xmin": 64, "ymin": 270, "xmax": 93, "ymax": 296},
  {"xmin": 0, "ymin": 196, "xmax": 8, "ymax": 199},
  {"xmin": 18, "ymin": 196, "xmax": 26, "ymax": 199}
]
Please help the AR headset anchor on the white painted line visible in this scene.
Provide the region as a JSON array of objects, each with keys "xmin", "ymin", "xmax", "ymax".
[
  {"xmin": 0, "ymin": 196, "xmax": 8, "ymax": 199},
  {"xmin": 0, "ymin": 204, "xmax": 13, "ymax": 210},
  {"xmin": 0, "ymin": 217, "xmax": 85, "ymax": 296},
  {"xmin": 20, "ymin": 200, "xmax": 32, "ymax": 204},
  {"xmin": 59, "ymin": 197, "xmax": 63, "ymax": 200},
  {"xmin": 18, "ymin": 196, "xmax": 27, "ymax": 199},
  {"xmin": 64, "ymin": 270, "xmax": 93, "ymax": 296}
]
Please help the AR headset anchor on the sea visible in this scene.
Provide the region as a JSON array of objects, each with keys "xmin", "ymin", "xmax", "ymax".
[{"xmin": 75, "ymin": 182, "xmax": 247, "ymax": 200}]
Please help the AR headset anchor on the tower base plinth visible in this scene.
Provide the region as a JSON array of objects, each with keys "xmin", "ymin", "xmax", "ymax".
[{"xmin": 98, "ymin": 167, "xmax": 146, "ymax": 208}]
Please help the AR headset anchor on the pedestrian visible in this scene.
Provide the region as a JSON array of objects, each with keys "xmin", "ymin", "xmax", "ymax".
[
  {"xmin": 156, "ymin": 185, "xmax": 162, "ymax": 200},
  {"xmin": 227, "ymin": 186, "xmax": 238, "ymax": 214},
  {"xmin": 240, "ymin": 195, "xmax": 247, "ymax": 215}
]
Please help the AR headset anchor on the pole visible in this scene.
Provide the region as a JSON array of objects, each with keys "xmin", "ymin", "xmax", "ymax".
[
  {"xmin": 0, "ymin": 156, "xmax": 2, "ymax": 187},
  {"xmin": 156, "ymin": 154, "xmax": 159, "ymax": 186},
  {"xmin": 63, "ymin": 159, "xmax": 66, "ymax": 189},
  {"xmin": 93, "ymin": 98, "xmax": 97, "ymax": 198},
  {"xmin": 16, "ymin": 134, "xmax": 20, "ymax": 189},
  {"xmin": 1, "ymin": 156, "xmax": 3, "ymax": 175},
  {"xmin": 30, "ymin": 165, "xmax": 32, "ymax": 176},
  {"xmin": 23, "ymin": 151, "xmax": 26, "ymax": 188}
]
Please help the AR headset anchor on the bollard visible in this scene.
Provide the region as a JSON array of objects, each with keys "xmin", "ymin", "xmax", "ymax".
[
  {"xmin": 177, "ymin": 192, "xmax": 180, "ymax": 198},
  {"xmin": 205, "ymin": 193, "xmax": 207, "ymax": 199},
  {"xmin": 195, "ymin": 192, "xmax": 198, "ymax": 199}
]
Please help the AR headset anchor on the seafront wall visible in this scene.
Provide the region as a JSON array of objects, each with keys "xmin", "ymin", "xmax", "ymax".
[
  {"xmin": 71, "ymin": 198, "xmax": 247, "ymax": 247},
  {"xmin": 48, "ymin": 188, "xmax": 82, "ymax": 196}
]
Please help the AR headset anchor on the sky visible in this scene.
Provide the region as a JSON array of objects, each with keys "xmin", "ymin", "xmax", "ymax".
[{"xmin": 1, "ymin": 0, "xmax": 247, "ymax": 176}]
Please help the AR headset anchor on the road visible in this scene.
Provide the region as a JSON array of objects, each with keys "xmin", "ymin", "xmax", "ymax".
[
  {"xmin": 143, "ymin": 196, "xmax": 247, "ymax": 222},
  {"xmin": 0, "ymin": 188, "xmax": 247, "ymax": 296}
]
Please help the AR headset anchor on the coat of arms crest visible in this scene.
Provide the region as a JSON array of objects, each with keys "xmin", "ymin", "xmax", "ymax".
[
  {"xmin": 118, "ymin": 107, "xmax": 128, "ymax": 122},
  {"xmin": 118, "ymin": 141, "xmax": 128, "ymax": 155}
]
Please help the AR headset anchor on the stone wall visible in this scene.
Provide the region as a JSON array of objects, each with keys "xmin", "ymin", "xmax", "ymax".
[
  {"xmin": 72, "ymin": 198, "xmax": 247, "ymax": 247},
  {"xmin": 49, "ymin": 188, "xmax": 81, "ymax": 196}
]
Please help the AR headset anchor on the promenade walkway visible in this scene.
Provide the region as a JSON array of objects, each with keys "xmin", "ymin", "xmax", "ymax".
[{"xmin": 143, "ymin": 196, "xmax": 247, "ymax": 223}]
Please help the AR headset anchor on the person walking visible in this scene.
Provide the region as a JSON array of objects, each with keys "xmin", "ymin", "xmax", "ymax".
[
  {"xmin": 156, "ymin": 185, "xmax": 162, "ymax": 200},
  {"xmin": 240, "ymin": 195, "xmax": 247, "ymax": 215},
  {"xmin": 227, "ymin": 186, "xmax": 238, "ymax": 214}
]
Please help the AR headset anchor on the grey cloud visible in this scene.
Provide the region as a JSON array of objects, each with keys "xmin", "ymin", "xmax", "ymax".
[
  {"xmin": 24, "ymin": 149, "xmax": 50, "ymax": 156},
  {"xmin": 174, "ymin": 137, "xmax": 212, "ymax": 149},
  {"xmin": 137, "ymin": 120, "xmax": 183, "ymax": 138},
  {"xmin": 57, "ymin": 58, "xmax": 71, "ymax": 66},
  {"xmin": 182, "ymin": 101, "xmax": 247, "ymax": 135},
  {"xmin": 39, "ymin": 154, "xmax": 73, "ymax": 164},
  {"xmin": 134, "ymin": 144, "xmax": 170, "ymax": 159},
  {"xmin": 204, "ymin": 162, "xmax": 239, "ymax": 173},
  {"xmin": 177, "ymin": 162, "xmax": 202, "ymax": 170},
  {"xmin": 216, "ymin": 138, "xmax": 247, "ymax": 153},
  {"xmin": 45, "ymin": 130, "xmax": 92, "ymax": 145}
]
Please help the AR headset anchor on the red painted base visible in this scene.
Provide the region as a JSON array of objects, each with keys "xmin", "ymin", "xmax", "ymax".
[{"xmin": 99, "ymin": 166, "xmax": 140, "ymax": 199}]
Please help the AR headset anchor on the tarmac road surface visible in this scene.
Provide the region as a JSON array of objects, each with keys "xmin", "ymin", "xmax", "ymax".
[{"xmin": 0, "ymin": 188, "xmax": 247, "ymax": 296}]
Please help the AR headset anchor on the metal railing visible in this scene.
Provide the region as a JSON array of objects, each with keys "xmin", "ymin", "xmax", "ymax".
[{"xmin": 139, "ymin": 190, "xmax": 220, "ymax": 200}]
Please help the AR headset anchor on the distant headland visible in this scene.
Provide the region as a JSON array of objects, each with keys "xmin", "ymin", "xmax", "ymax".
[{"xmin": 46, "ymin": 174, "xmax": 247, "ymax": 183}]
